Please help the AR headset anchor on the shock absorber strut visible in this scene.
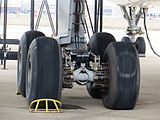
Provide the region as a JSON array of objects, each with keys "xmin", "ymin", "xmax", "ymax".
[{"xmin": 121, "ymin": 6, "xmax": 143, "ymax": 42}]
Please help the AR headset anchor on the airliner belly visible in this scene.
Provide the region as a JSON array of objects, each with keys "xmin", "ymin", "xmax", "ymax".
[{"xmin": 107, "ymin": 0, "xmax": 160, "ymax": 8}]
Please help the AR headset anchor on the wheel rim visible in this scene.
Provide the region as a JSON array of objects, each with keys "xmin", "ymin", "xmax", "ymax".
[
  {"xmin": 17, "ymin": 47, "xmax": 22, "ymax": 87},
  {"xmin": 26, "ymin": 54, "xmax": 32, "ymax": 99}
]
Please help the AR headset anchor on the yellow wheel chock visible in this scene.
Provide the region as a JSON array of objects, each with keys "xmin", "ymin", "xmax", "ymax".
[
  {"xmin": 16, "ymin": 89, "xmax": 21, "ymax": 95},
  {"xmin": 29, "ymin": 99, "xmax": 62, "ymax": 113}
]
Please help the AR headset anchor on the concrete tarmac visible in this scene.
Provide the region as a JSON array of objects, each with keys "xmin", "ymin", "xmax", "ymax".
[{"xmin": 0, "ymin": 54, "xmax": 160, "ymax": 120}]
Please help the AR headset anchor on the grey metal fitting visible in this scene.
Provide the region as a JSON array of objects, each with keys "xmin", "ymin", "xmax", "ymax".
[{"xmin": 73, "ymin": 67, "xmax": 94, "ymax": 85}]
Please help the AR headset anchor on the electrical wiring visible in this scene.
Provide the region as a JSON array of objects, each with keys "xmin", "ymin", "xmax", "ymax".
[{"xmin": 143, "ymin": 8, "xmax": 160, "ymax": 57}]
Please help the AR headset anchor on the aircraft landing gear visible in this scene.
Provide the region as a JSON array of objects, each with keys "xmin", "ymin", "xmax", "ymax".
[{"xmin": 121, "ymin": 6, "xmax": 146, "ymax": 56}]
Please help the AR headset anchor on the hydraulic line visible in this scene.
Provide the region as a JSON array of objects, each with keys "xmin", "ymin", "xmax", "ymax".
[
  {"xmin": 143, "ymin": 8, "xmax": 160, "ymax": 57},
  {"xmin": 84, "ymin": 0, "xmax": 94, "ymax": 33},
  {"xmin": 80, "ymin": 2, "xmax": 90, "ymax": 39},
  {"xmin": 99, "ymin": 0, "xmax": 103, "ymax": 32},
  {"xmin": 94, "ymin": 0, "xmax": 98, "ymax": 33},
  {"xmin": 74, "ymin": 1, "xmax": 79, "ymax": 49},
  {"xmin": 74, "ymin": 1, "xmax": 83, "ymax": 50},
  {"xmin": 84, "ymin": 17, "xmax": 91, "ymax": 39}
]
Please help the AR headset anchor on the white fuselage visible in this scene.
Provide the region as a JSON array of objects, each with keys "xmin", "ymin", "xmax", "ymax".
[{"xmin": 107, "ymin": 0, "xmax": 160, "ymax": 8}]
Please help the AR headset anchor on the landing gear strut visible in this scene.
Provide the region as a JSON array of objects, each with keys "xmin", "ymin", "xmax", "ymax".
[{"xmin": 121, "ymin": 6, "xmax": 146, "ymax": 55}]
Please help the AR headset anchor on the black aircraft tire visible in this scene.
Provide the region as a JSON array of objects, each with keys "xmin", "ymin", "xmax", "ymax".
[
  {"xmin": 136, "ymin": 37, "xmax": 146, "ymax": 54},
  {"xmin": 17, "ymin": 31, "xmax": 45, "ymax": 97},
  {"xmin": 102, "ymin": 42, "xmax": 140, "ymax": 110},
  {"xmin": 87, "ymin": 32, "xmax": 116, "ymax": 99},
  {"xmin": 121, "ymin": 37, "xmax": 131, "ymax": 42},
  {"xmin": 86, "ymin": 82, "xmax": 102, "ymax": 99},
  {"xmin": 88, "ymin": 32, "xmax": 116, "ymax": 62},
  {"xmin": 25, "ymin": 37, "xmax": 62, "ymax": 104}
]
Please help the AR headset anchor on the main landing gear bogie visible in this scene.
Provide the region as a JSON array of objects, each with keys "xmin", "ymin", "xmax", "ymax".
[{"xmin": 17, "ymin": 31, "xmax": 141, "ymax": 110}]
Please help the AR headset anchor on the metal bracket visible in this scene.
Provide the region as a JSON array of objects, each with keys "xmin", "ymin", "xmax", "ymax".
[{"xmin": 73, "ymin": 66, "xmax": 94, "ymax": 85}]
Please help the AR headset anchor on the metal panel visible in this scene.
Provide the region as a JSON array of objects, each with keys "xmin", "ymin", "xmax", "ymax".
[
  {"xmin": 0, "ymin": 39, "xmax": 19, "ymax": 44},
  {"xmin": 0, "ymin": 52, "xmax": 18, "ymax": 60},
  {"xmin": 56, "ymin": 0, "xmax": 86, "ymax": 47},
  {"xmin": 6, "ymin": 52, "xmax": 18, "ymax": 60},
  {"xmin": 57, "ymin": 0, "xmax": 71, "ymax": 36}
]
